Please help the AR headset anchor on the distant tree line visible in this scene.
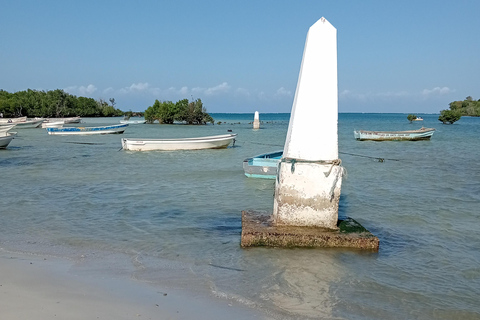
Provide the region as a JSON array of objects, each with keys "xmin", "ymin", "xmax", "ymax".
[
  {"xmin": 0, "ymin": 89, "xmax": 124, "ymax": 118},
  {"xmin": 438, "ymin": 96, "xmax": 480, "ymax": 124},
  {"xmin": 144, "ymin": 98, "xmax": 214, "ymax": 125}
]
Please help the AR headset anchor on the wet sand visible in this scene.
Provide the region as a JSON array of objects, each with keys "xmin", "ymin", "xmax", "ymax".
[{"xmin": 0, "ymin": 251, "xmax": 267, "ymax": 320}]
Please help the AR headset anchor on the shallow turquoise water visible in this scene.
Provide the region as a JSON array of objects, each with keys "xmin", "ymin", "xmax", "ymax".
[{"xmin": 1, "ymin": 113, "xmax": 479, "ymax": 319}]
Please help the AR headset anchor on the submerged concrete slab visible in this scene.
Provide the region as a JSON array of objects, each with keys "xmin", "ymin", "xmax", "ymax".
[{"xmin": 241, "ymin": 210, "xmax": 379, "ymax": 251}]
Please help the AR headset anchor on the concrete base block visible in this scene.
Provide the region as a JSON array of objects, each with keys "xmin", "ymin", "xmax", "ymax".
[{"xmin": 241, "ymin": 210, "xmax": 379, "ymax": 251}]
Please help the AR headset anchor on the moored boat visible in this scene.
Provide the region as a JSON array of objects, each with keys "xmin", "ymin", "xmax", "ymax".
[
  {"xmin": 63, "ymin": 116, "xmax": 82, "ymax": 123},
  {"xmin": 243, "ymin": 150, "xmax": 283, "ymax": 179},
  {"xmin": 122, "ymin": 133, "xmax": 237, "ymax": 151},
  {"xmin": 354, "ymin": 127, "xmax": 435, "ymax": 141},
  {"xmin": 0, "ymin": 132, "xmax": 16, "ymax": 149},
  {"xmin": 0, "ymin": 124, "xmax": 16, "ymax": 133},
  {"xmin": 41, "ymin": 121, "xmax": 65, "ymax": 128},
  {"xmin": 120, "ymin": 119, "xmax": 146, "ymax": 124},
  {"xmin": 0, "ymin": 116, "xmax": 27, "ymax": 124},
  {"xmin": 46, "ymin": 123, "xmax": 128, "ymax": 135},
  {"xmin": 13, "ymin": 119, "xmax": 44, "ymax": 128}
]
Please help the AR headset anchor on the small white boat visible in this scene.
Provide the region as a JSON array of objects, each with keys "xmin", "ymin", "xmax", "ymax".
[
  {"xmin": 0, "ymin": 116, "xmax": 27, "ymax": 124},
  {"xmin": 0, "ymin": 118, "xmax": 43, "ymax": 128},
  {"xmin": 354, "ymin": 127, "xmax": 435, "ymax": 141},
  {"xmin": 12, "ymin": 119, "xmax": 44, "ymax": 128},
  {"xmin": 46, "ymin": 123, "xmax": 128, "ymax": 135},
  {"xmin": 0, "ymin": 132, "xmax": 16, "ymax": 149},
  {"xmin": 243, "ymin": 150, "xmax": 283, "ymax": 179},
  {"xmin": 413, "ymin": 117, "xmax": 423, "ymax": 121},
  {"xmin": 41, "ymin": 121, "xmax": 65, "ymax": 128},
  {"xmin": 122, "ymin": 133, "xmax": 237, "ymax": 151},
  {"xmin": 0, "ymin": 124, "xmax": 16, "ymax": 133},
  {"xmin": 63, "ymin": 116, "xmax": 82, "ymax": 123},
  {"xmin": 120, "ymin": 119, "xmax": 146, "ymax": 124}
]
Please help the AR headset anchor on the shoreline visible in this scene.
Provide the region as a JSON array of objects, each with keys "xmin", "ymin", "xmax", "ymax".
[{"xmin": 0, "ymin": 250, "xmax": 269, "ymax": 320}]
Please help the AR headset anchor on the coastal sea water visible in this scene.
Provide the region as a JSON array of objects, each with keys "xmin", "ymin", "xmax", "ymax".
[{"xmin": 1, "ymin": 113, "xmax": 479, "ymax": 319}]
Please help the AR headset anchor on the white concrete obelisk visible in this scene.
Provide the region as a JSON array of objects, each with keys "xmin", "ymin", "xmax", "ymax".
[
  {"xmin": 273, "ymin": 17, "xmax": 343, "ymax": 230},
  {"xmin": 253, "ymin": 111, "xmax": 260, "ymax": 129}
]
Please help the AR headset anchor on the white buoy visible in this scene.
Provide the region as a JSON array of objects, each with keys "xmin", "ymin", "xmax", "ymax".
[
  {"xmin": 273, "ymin": 17, "xmax": 343, "ymax": 229},
  {"xmin": 253, "ymin": 111, "xmax": 260, "ymax": 129}
]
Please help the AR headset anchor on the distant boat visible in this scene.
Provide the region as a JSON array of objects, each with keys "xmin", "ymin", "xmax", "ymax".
[
  {"xmin": 413, "ymin": 117, "xmax": 424, "ymax": 121},
  {"xmin": 354, "ymin": 127, "xmax": 435, "ymax": 141},
  {"xmin": 0, "ymin": 118, "xmax": 43, "ymax": 128},
  {"xmin": 0, "ymin": 132, "xmax": 16, "ymax": 148},
  {"xmin": 122, "ymin": 133, "xmax": 237, "ymax": 151},
  {"xmin": 41, "ymin": 121, "xmax": 65, "ymax": 128},
  {"xmin": 0, "ymin": 116, "xmax": 27, "ymax": 124},
  {"xmin": 46, "ymin": 123, "xmax": 128, "ymax": 135},
  {"xmin": 120, "ymin": 119, "xmax": 146, "ymax": 124},
  {"xmin": 63, "ymin": 116, "xmax": 82, "ymax": 123},
  {"xmin": 243, "ymin": 150, "xmax": 283, "ymax": 179},
  {"xmin": 13, "ymin": 119, "xmax": 44, "ymax": 128}
]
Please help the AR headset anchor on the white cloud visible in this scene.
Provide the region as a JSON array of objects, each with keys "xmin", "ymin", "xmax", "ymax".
[
  {"xmin": 339, "ymin": 89, "xmax": 412, "ymax": 102},
  {"xmin": 234, "ymin": 87, "xmax": 250, "ymax": 97},
  {"xmin": 421, "ymin": 86, "xmax": 452, "ymax": 96},
  {"xmin": 103, "ymin": 87, "xmax": 114, "ymax": 94},
  {"xmin": 64, "ymin": 84, "xmax": 97, "ymax": 96},
  {"xmin": 204, "ymin": 82, "xmax": 231, "ymax": 96},
  {"xmin": 274, "ymin": 87, "xmax": 292, "ymax": 98},
  {"xmin": 119, "ymin": 82, "xmax": 151, "ymax": 94}
]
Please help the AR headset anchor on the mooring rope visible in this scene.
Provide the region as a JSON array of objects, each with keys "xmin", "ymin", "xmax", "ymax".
[{"xmin": 236, "ymin": 140, "xmax": 400, "ymax": 162}]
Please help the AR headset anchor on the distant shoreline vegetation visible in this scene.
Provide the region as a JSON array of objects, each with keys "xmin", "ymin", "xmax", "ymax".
[
  {"xmin": 0, "ymin": 89, "xmax": 125, "ymax": 118},
  {"xmin": 144, "ymin": 98, "xmax": 214, "ymax": 125}
]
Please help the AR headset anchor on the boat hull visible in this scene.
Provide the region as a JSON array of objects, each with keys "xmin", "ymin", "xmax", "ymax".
[
  {"xmin": 243, "ymin": 150, "xmax": 283, "ymax": 179},
  {"xmin": 120, "ymin": 120, "xmax": 146, "ymax": 124},
  {"xmin": 354, "ymin": 128, "xmax": 435, "ymax": 141},
  {"xmin": 122, "ymin": 134, "xmax": 237, "ymax": 151},
  {"xmin": 0, "ymin": 132, "xmax": 16, "ymax": 148},
  {"xmin": 47, "ymin": 124, "xmax": 128, "ymax": 135},
  {"xmin": 0, "ymin": 124, "xmax": 16, "ymax": 133}
]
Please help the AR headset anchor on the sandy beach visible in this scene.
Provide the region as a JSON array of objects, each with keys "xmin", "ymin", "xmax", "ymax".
[{"xmin": 0, "ymin": 251, "xmax": 267, "ymax": 320}]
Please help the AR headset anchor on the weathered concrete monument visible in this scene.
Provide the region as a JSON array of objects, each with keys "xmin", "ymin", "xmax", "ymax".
[
  {"xmin": 241, "ymin": 17, "xmax": 378, "ymax": 250},
  {"xmin": 253, "ymin": 111, "xmax": 260, "ymax": 129}
]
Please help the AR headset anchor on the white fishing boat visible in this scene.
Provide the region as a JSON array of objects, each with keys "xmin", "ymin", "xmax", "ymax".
[
  {"xmin": 13, "ymin": 119, "xmax": 44, "ymax": 128},
  {"xmin": 122, "ymin": 133, "xmax": 237, "ymax": 151},
  {"xmin": 0, "ymin": 132, "xmax": 16, "ymax": 148},
  {"xmin": 0, "ymin": 116, "xmax": 27, "ymax": 124},
  {"xmin": 0, "ymin": 124, "xmax": 16, "ymax": 133},
  {"xmin": 243, "ymin": 150, "xmax": 283, "ymax": 179},
  {"xmin": 46, "ymin": 123, "xmax": 128, "ymax": 135},
  {"xmin": 120, "ymin": 119, "xmax": 146, "ymax": 124},
  {"xmin": 63, "ymin": 116, "xmax": 82, "ymax": 123},
  {"xmin": 413, "ymin": 117, "xmax": 424, "ymax": 121},
  {"xmin": 41, "ymin": 121, "xmax": 65, "ymax": 128},
  {"xmin": 354, "ymin": 127, "xmax": 435, "ymax": 141}
]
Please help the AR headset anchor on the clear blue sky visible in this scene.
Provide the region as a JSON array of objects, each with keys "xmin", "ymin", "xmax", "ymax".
[{"xmin": 1, "ymin": 0, "xmax": 479, "ymax": 113}]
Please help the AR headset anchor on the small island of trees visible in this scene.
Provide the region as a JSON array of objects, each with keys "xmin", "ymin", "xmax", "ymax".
[
  {"xmin": 438, "ymin": 96, "xmax": 480, "ymax": 124},
  {"xmin": 144, "ymin": 98, "xmax": 214, "ymax": 125}
]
